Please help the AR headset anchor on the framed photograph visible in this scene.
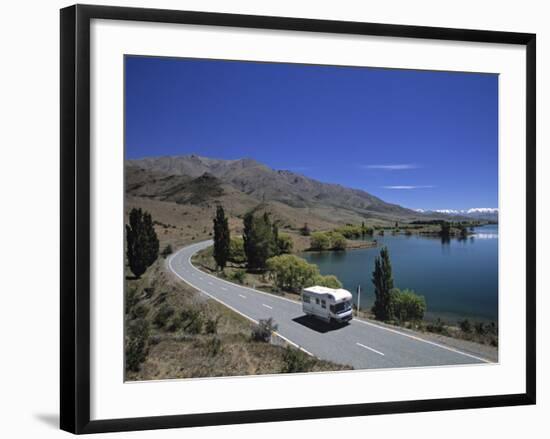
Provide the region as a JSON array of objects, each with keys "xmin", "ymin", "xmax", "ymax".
[{"xmin": 60, "ymin": 4, "xmax": 536, "ymax": 434}]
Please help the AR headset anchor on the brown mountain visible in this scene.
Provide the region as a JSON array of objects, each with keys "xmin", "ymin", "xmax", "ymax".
[{"xmin": 126, "ymin": 155, "xmax": 442, "ymax": 227}]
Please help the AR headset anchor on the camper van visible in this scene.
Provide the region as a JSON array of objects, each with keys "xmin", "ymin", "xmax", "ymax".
[{"xmin": 302, "ymin": 286, "xmax": 353, "ymax": 324}]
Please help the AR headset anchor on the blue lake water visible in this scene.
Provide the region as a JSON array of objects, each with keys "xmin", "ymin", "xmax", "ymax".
[{"xmin": 301, "ymin": 225, "xmax": 498, "ymax": 323}]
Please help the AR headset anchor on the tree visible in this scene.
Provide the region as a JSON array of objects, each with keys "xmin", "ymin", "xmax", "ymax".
[
  {"xmin": 243, "ymin": 212, "xmax": 254, "ymax": 265},
  {"xmin": 126, "ymin": 208, "xmax": 159, "ymax": 278},
  {"xmin": 310, "ymin": 231, "xmax": 331, "ymax": 250},
  {"xmin": 440, "ymin": 221, "xmax": 451, "ymax": 237},
  {"xmin": 213, "ymin": 205, "xmax": 230, "ymax": 269},
  {"xmin": 371, "ymin": 246, "xmax": 395, "ymax": 321},
  {"xmin": 458, "ymin": 224, "xmax": 468, "ymax": 240},
  {"xmin": 243, "ymin": 212, "xmax": 275, "ymax": 271},
  {"xmin": 271, "ymin": 222, "xmax": 280, "ymax": 256}
]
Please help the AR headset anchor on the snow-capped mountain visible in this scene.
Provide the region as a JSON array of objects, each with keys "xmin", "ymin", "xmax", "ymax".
[{"xmin": 414, "ymin": 208, "xmax": 498, "ymax": 221}]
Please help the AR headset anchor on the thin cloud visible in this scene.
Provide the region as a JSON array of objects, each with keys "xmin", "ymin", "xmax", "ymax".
[
  {"xmin": 362, "ymin": 164, "xmax": 421, "ymax": 171},
  {"xmin": 382, "ymin": 185, "xmax": 435, "ymax": 190}
]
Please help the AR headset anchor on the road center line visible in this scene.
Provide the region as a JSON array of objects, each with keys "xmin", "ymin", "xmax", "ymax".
[
  {"xmin": 239, "ymin": 294, "xmax": 247, "ymax": 299},
  {"xmin": 356, "ymin": 342, "xmax": 385, "ymax": 356},
  {"xmin": 221, "ymin": 287, "xmax": 228, "ymax": 291},
  {"xmin": 262, "ymin": 304, "xmax": 273, "ymax": 309}
]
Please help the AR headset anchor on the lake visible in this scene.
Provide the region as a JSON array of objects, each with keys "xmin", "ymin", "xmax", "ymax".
[{"xmin": 301, "ymin": 224, "xmax": 498, "ymax": 323}]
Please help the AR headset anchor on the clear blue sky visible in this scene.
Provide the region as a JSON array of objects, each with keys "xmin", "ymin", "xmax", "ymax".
[{"xmin": 125, "ymin": 56, "xmax": 498, "ymax": 211}]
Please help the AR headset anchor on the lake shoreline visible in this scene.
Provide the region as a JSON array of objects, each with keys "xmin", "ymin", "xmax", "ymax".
[{"xmin": 192, "ymin": 243, "xmax": 498, "ymax": 355}]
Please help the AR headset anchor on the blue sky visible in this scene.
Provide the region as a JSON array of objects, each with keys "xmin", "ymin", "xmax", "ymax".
[{"xmin": 125, "ymin": 56, "xmax": 498, "ymax": 211}]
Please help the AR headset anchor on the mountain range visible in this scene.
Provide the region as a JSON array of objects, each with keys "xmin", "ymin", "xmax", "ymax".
[
  {"xmin": 126, "ymin": 155, "xmax": 462, "ymax": 228},
  {"xmin": 414, "ymin": 208, "xmax": 498, "ymax": 221}
]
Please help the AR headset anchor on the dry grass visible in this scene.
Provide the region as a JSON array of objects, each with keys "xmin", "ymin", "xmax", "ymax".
[{"xmin": 125, "ymin": 250, "xmax": 350, "ymax": 381}]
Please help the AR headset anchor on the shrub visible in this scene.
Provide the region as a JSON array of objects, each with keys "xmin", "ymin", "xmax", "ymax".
[
  {"xmin": 330, "ymin": 232, "xmax": 347, "ymax": 250},
  {"xmin": 125, "ymin": 318, "xmax": 150, "ymax": 372},
  {"xmin": 281, "ymin": 347, "xmax": 311, "ymax": 373},
  {"xmin": 310, "ymin": 232, "xmax": 331, "ymax": 251},
  {"xmin": 277, "ymin": 233, "xmax": 294, "ymax": 254},
  {"xmin": 125, "ymin": 287, "xmax": 139, "ymax": 315},
  {"xmin": 300, "ymin": 223, "xmax": 311, "ymax": 236},
  {"xmin": 131, "ymin": 303, "xmax": 149, "ymax": 320},
  {"xmin": 393, "ymin": 289, "xmax": 426, "ymax": 322},
  {"xmin": 486, "ymin": 322, "xmax": 498, "ymax": 335},
  {"xmin": 475, "ymin": 321, "xmax": 488, "ymax": 335},
  {"xmin": 153, "ymin": 304, "xmax": 175, "ymax": 328},
  {"xmin": 206, "ymin": 336, "xmax": 222, "ymax": 356},
  {"xmin": 313, "ymin": 274, "xmax": 343, "ymax": 289},
  {"xmin": 460, "ymin": 319, "xmax": 473, "ymax": 333},
  {"xmin": 180, "ymin": 308, "xmax": 203, "ymax": 334},
  {"xmin": 251, "ymin": 318, "xmax": 278, "ymax": 342},
  {"xmin": 161, "ymin": 244, "xmax": 173, "ymax": 258},
  {"xmin": 426, "ymin": 318, "xmax": 445, "ymax": 334},
  {"xmin": 143, "ymin": 287, "xmax": 155, "ymax": 298},
  {"xmin": 149, "ymin": 334, "xmax": 162, "ymax": 345},
  {"xmin": 204, "ymin": 317, "xmax": 219, "ymax": 335},
  {"xmin": 266, "ymin": 254, "xmax": 319, "ymax": 292},
  {"xmin": 229, "ymin": 237, "xmax": 246, "ymax": 263},
  {"xmin": 229, "ymin": 269, "xmax": 246, "ymax": 284},
  {"xmin": 334, "ymin": 225, "xmax": 363, "ymax": 239}
]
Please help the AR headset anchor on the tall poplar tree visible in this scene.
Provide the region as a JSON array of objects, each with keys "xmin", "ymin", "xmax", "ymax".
[
  {"xmin": 126, "ymin": 208, "xmax": 159, "ymax": 278},
  {"xmin": 213, "ymin": 205, "xmax": 230, "ymax": 270},
  {"xmin": 243, "ymin": 211, "xmax": 275, "ymax": 271},
  {"xmin": 371, "ymin": 246, "xmax": 395, "ymax": 320}
]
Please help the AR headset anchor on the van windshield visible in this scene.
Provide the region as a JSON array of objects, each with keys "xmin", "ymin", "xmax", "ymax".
[{"xmin": 332, "ymin": 300, "xmax": 351, "ymax": 314}]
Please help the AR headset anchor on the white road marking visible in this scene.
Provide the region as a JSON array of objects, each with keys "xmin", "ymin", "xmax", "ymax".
[
  {"xmin": 356, "ymin": 342, "xmax": 385, "ymax": 356},
  {"xmin": 207, "ymin": 281, "xmax": 214, "ymax": 286},
  {"xmin": 169, "ymin": 242, "xmax": 491, "ymax": 365},
  {"xmin": 238, "ymin": 294, "xmax": 247, "ymax": 299},
  {"xmin": 198, "ymin": 276, "xmax": 203, "ymax": 280},
  {"xmin": 262, "ymin": 304, "xmax": 273, "ymax": 310},
  {"xmin": 221, "ymin": 287, "xmax": 228, "ymax": 291},
  {"xmin": 353, "ymin": 318, "xmax": 491, "ymax": 363},
  {"xmin": 167, "ymin": 253, "xmax": 314, "ymax": 357}
]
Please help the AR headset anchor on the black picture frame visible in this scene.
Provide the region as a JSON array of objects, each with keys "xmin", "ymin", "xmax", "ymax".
[{"xmin": 60, "ymin": 4, "xmax": 536, "ymax": 434}]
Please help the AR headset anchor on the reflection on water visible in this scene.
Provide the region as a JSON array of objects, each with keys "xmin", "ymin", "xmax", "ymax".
[
  {"xmin": 475, "ymin": 232, "xmax": 498, "ymax": 239},
  {"xmin": 301, "ymin": 225, "xmax": 498, "ymax": 323}
]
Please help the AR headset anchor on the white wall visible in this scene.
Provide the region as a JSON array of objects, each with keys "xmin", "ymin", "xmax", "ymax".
[{"xmin": 0, "ymin": 0, "xmax": 546, "ymax": 437}]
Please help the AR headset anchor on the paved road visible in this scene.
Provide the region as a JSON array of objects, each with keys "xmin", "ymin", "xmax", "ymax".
[{"xmin": 168, "ymin": 240, "xmax": 491, "ymax": 370}]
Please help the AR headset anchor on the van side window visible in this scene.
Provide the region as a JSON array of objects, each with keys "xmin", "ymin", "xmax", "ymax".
[
  {"xmin": 315, "ymin": 298, "xmax": 320, "ymax": 305},
  {"xmin": 303, "ymin": 294, "xmax": 310, "ymax": 303},
  {"xmin": 321, "ymin": 300, "xmax": 326, "ymax": 309}
]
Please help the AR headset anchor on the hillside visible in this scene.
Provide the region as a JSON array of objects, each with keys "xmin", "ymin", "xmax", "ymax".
[{"xmin": 126, "ymin": 155, "xmax": 439, "ymax": 227}]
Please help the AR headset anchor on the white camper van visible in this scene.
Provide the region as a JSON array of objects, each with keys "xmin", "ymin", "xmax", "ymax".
[{"xmin": 302, "ymin": 286, "xmax": 353, "ymax": 324}]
